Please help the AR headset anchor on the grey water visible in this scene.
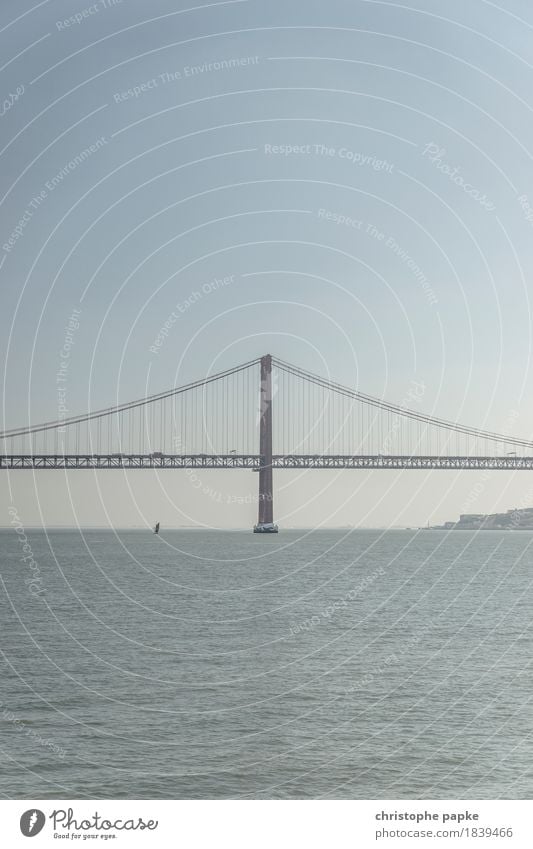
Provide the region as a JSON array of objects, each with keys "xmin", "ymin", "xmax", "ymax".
[{"xmin": 0, "ymin": 528, "xmax": 532, "ymax": 799}]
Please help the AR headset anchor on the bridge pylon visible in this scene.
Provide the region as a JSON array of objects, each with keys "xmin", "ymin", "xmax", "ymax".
[{"xmin": 254, "ymin": 354, "xmax": 278, "ymax": 533}]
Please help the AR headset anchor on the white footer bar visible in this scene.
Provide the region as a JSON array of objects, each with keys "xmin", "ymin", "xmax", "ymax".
[{"xmin": 1, "ymin": 799, "xmax": 531, "ymax": 848}]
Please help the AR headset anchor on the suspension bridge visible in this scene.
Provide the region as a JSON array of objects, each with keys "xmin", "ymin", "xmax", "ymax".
[{"xmin": 2, "ymin": 355, "xmax": 533, "ymax": 532}]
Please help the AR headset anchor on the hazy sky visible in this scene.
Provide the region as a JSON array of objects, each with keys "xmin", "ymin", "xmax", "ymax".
[{"xmin": 2, "ymin": 0, "xmax": 533, "ymax": 528}]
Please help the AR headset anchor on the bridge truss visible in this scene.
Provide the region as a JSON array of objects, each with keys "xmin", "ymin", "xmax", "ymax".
[{"xmin": 2, "ymin": 454, "xmax": 533, "ymax": 471}]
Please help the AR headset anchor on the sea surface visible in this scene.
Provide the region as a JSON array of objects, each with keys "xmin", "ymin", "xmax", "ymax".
[{"xmin": 0, "ymin": 528, "xmax": 532, "ymax": 799}]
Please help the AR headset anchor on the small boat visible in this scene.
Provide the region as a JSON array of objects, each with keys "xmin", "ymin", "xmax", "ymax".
[{"xmin": 154, "ymin": 522, "xmax": 160, "ymax": 534}]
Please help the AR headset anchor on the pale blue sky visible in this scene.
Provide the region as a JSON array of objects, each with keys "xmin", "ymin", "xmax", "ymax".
[{"xmin": 2, "ymin": 0, "xmax": 533, "ymax": 527}]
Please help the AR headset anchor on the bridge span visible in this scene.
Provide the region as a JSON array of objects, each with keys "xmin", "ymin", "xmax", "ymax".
[
  {"xmin": 2, "ymin": 354, "xmax": 533, "ymax": 531},
  {"xmin": 2, "ymin": 454, "xmax": 533, "ymax": 471}
]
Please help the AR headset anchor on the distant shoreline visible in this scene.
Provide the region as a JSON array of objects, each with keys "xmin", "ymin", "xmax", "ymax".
[
  {"xmin": 0, "ymin": 525, "xmax": 416, "ymax": 531},
  {"xmin": 425, "ymin": 506, "xmax": 533, "ymax": 531}
]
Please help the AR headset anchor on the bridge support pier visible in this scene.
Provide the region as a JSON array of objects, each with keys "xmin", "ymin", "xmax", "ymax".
[{"xmin": 254, "ymin": 354, "xmax": 278, "ymax": 533}]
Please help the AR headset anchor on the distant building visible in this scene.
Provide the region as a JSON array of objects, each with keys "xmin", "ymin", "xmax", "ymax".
[{"xmin": 428, "ymin": 506, "xmax": 533, "ymax": 530}]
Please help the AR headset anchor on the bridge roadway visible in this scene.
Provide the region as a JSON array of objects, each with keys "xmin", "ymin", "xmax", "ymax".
[{"xmin": 2, "ymin": 454, "xmax": 533, "ymax": 470}]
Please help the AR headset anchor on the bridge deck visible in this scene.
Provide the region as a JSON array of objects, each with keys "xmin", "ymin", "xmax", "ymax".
[{"xmin": 2, "ymin": 454, "xmax": 533, "ymax": 470}]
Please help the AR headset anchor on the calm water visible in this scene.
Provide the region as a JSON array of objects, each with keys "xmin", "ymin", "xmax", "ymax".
[{"xmin": 0, "ymin": 528, "xmax": 532, "ymax": 799}]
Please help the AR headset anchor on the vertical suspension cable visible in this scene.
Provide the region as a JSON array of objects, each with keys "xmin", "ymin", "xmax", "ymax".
[{"xmin": 224, "ymin": 375, "xmax": 227, "ymax": 452}]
